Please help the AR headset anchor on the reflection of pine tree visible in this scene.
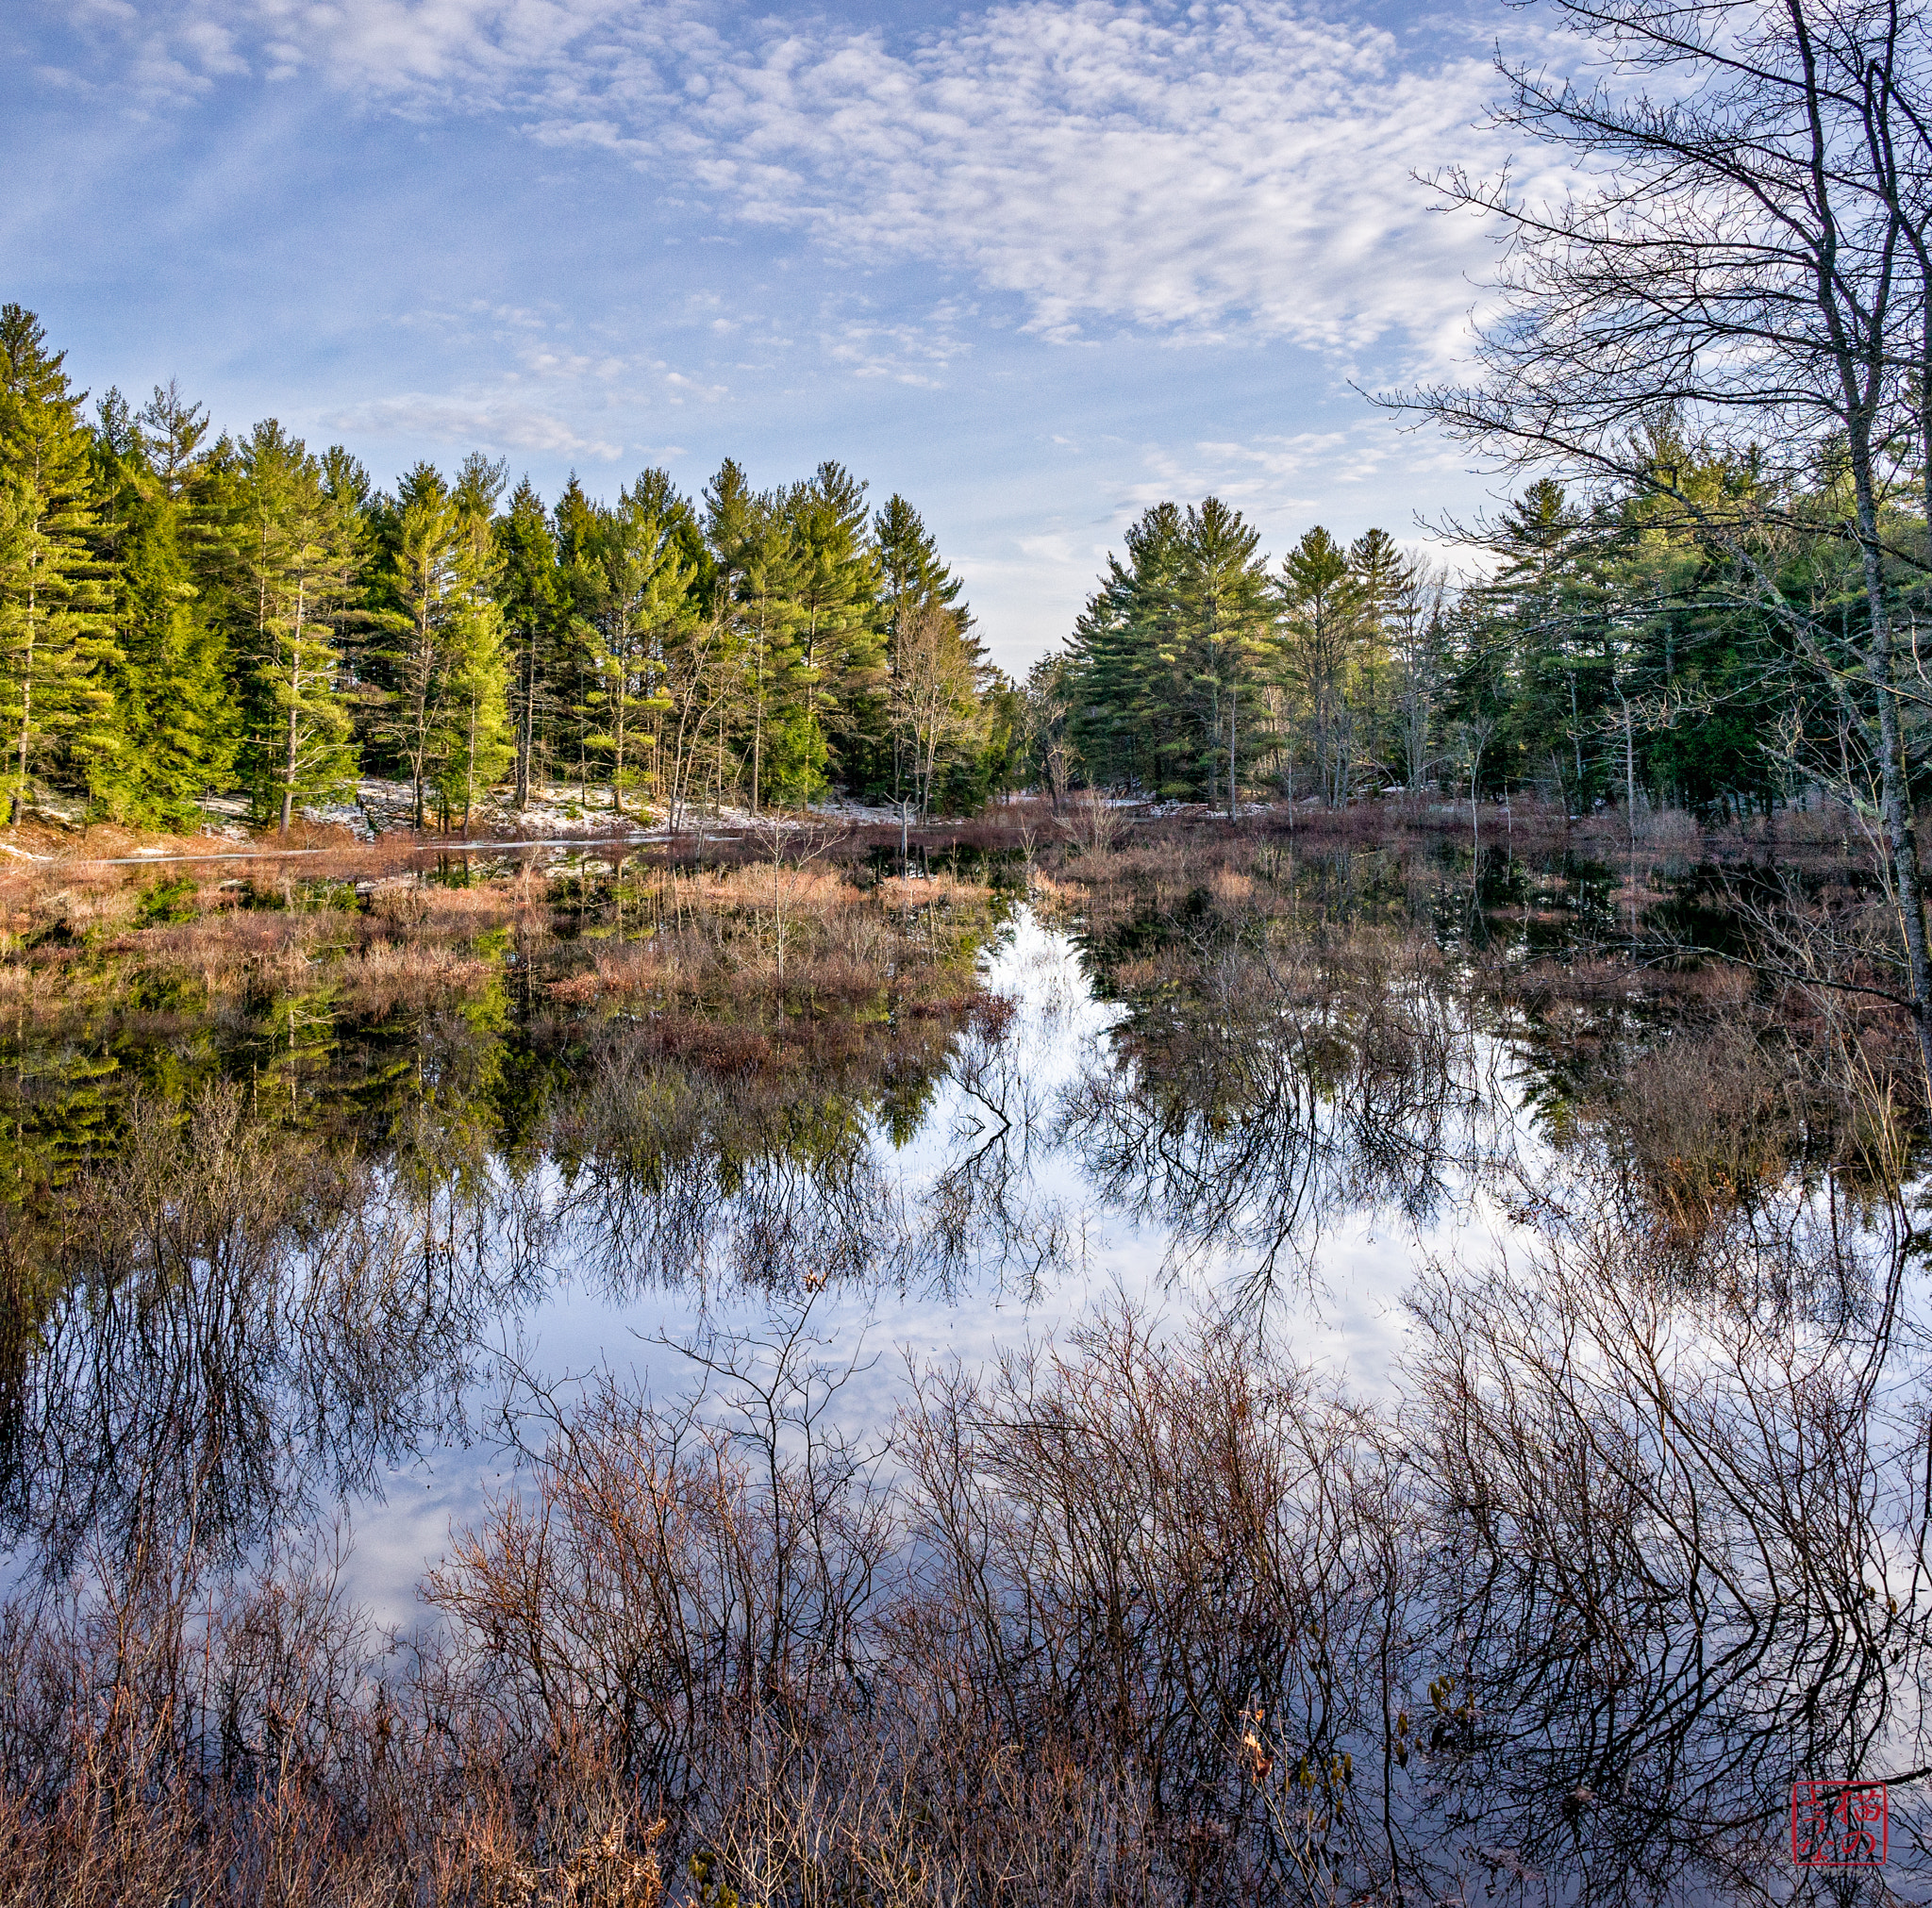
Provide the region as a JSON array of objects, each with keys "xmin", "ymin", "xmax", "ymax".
[
  {"xmin": 258, "ymin": 981, "xmax": 344, "ymax": 1122},
  {"xmin": 0, "ymin": 1019, "xmax": 121, "ymax": 1198}
]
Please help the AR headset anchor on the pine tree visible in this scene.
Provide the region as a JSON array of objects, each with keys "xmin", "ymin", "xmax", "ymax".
[
  {"xmin": 706, "ymin": 460, "xmax": 811, "ymax": 811},
  {"xmin": 1460, "ymin": 482, "xmax": 1603, "ymax": 805},
  {"xmin": 1067, "ymin": 504, "xmax": 1188, "ymax": 793},
  {"xmin": 1277, "ymin": 527, "xmax": 1364, "ymax": 805},
  {"xmin": 0, "ymin": 307, "xmax": 116, "ymax": 821},
  {"xmin": 88, "ymin": 382, "xmax": 237, "ymax": 824},
  {"xmin": 786, "ymin": 461, "xmax": 883, "ymax": 788},
  {"xmin": 236, "ymin": 420, "xmax": 359, "ymax": 832},
  {"xmin": 575, "ymin": 473, "xmax": 694, "ymax": 817},
  {"xmin": 438, "ymin": 599, "xmax": 512, "ymax": 831},
  {"xmin": 496, "ymin": 478, "xmax": 561, "ymax": 808},
  {"xmin": 429, "ymin": 456, "xmax": 513, "ymax": 831},
  {"xmin": 1174, "ymin": 498, "xmax": 1272, "ymax": 815},
  {"xmin": 373, "ymin": 463, "xmax": 493, "ymax": 828}
]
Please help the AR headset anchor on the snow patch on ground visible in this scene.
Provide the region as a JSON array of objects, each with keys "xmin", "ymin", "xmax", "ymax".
[
  {"xmin": 189, "ymin": 781, "xmax": 933, "ymax": 850},
  {"xmin": 299, "ymin": 802, "xmax": 376, "ymax": 841}
]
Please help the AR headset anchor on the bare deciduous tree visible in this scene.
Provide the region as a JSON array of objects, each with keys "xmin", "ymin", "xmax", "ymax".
[{"xmin": 1395, "ymin": 0, "xmax": 1932, "ymax": 1094}]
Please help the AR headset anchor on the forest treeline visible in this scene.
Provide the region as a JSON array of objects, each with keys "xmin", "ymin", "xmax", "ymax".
[
  {"xmin": 1034, "ymin": 448, "xmax": 1905, "ymax": 821},
  {"xmin": 0, "ymin": 305, "xmax": 1020, "ymax": 833},
  {"xmin": 10, "ymin": 290, "xmax": 1913, "ymax": 840}
]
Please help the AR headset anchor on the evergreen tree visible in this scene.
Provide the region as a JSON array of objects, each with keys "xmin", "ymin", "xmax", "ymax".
[
  {"xmin": 786, "ymin": 461, "xmax": 883, "ymax": 788},
  {"xmin": 372, "ymin": 463, "xmax": 494, "ymax": 828},
  {"xmin": 1457, "ymin": 480, "xmax": 1602, "ymax": 805},
  {"xmin": 1276, "ymin": 528, "xmax": 1365, "ymax": 805},
  {"xmin": 496, "ymin": 477, "xmax": 562, "ymax": 808},
  {"xmin": 435, "ymin": 455, "xmax": 513, "ymax": 829},
  {"xmin": 88, "ymin": 382, "xmax": 236, "ymax": 824},
  {"xmin": 0, "ymin": 307, "xmax": 115, "ymax": 821},
  {"xmin": 575, "ymin": 472, "xmax": 695, "ymax": 817},
  {"xmin": 1174, "ymin": 498, "xmax": 1273, "ymax": 816},
  {"xmin": 706, "ymin": 460, "xmax": 813, "ymax": 810},
  {"xmin": 0, "ymin": 311, "xmax": 1049, "ymax": 830},
  {"xmin": 1067, "ymin": 504, "xmax": 1188, "ymax": 792},
  {"xmin": 236, "ymin": 420, "xmax": 360, "ymax": 832}
]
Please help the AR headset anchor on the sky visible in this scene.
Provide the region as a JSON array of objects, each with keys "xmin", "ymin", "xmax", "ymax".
[{"xmin": 6, "ymin": 0, "xmax": 1551, "ymax": 676}]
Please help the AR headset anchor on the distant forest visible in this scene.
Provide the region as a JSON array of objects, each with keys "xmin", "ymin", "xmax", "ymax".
[
  {"xmin": 0, "ymin": 301, "xmax": 1881, "ymax": 835},
  {"xmin": 1036, "ymin": 461, "xmax": 1851, "ymax": 824},
  {"xmin": 0, "ymin": 304, "xmax": 1019, "ymax": 833}
]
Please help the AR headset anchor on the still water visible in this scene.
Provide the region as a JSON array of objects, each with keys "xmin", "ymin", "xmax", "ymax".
[{"xmin": 333, "ymin": 905, "xmax": 1534, "ymax": 1625}]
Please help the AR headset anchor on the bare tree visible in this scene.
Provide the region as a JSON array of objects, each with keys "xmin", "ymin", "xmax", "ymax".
[
  {"xmin": 891, "ymin": 602, "xmax": 980, "ymax": 822},
  {"xmin": 1390, "ymin": 568, "xmax": 1451, "ymax": 792},
  {"xmin": 1393, "ymin": 0, "xmax": 1932, "ymax": 1095},
  {"xmin": 1024, "ymin": 655, "xmax": 1074, "ymax": 814}
]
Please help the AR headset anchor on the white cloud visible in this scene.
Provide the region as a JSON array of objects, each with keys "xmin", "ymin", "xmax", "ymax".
[
  {"xmin": 821, "ymin": 297, "xmax": 975, "ymax": 385},
  {"xmin": 660, "ymin": 368, "xmax": 727, "ymax": 400},
  {"xmin": 682, "ymin": 3, "xmax": 1507, "ymax": 360},
  {"xmin": 324, "ymin": 392, "xmax": 625, "ymax": 459},
  {"xmin": 82, "ymin": 0, "xmax": 1518, "ymax": 363}
]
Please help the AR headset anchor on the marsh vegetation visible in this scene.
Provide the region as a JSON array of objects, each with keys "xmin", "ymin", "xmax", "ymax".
[{"xmin": 0, "ymin": 793, "xmax": 1918, "ymax": 1903}]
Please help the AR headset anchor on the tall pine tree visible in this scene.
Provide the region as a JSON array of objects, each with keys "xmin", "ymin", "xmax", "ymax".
[{"xmin": 0, "ymin": 307, "xmax": 116, "ymax": 821}]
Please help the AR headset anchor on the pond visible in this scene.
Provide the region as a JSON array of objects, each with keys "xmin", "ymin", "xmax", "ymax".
[
  {"xmin": 329, "ymin": 904, "xmax": 1538, "ymax": 1624},
  {"xmin": 0, "ymin": 898, "xmax": 1543, "ymax": 1620},
  {"xmin": 0, "ymin": 828, "xmax": 1921, "ymax": 1900}
]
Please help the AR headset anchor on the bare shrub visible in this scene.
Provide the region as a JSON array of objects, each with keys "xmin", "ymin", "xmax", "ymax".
[
  {"xmin": 0, "ymin": 1210, "xmax": 1924, "ymax": 1903},
  {"xmin": 1406, "ymin": 1231, "xmax": 1928, "ymax": 1896},
  {"xmin": 1062, "ymin": 791, "xmax": 1128, "ymax": 857},
  {"xmin": 1588, "ymin": 1023, "xmax": 1804, "ymax": 1253},
  {"xmin": 0, "ymin": 1541, "xmax": 668, "ymax": 1906}
]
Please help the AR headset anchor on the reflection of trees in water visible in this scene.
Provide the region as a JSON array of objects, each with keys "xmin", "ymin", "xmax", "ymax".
[
  {"xmin": 1060, "ymin": 945, "xmax": 1515, "ymax": 1307},
  {"xmin": 539, "ymin": 1002, "xmax": 1080, "ymax": 1302},
  {"xmin": 0, "ymin": 982, "xmax": 1073, "ymax": 1581},
  {"xmin": 410, "ymin": 1199, "xmax": 1932, "ymax": 1902},
  {"xmin": 1, "ymin": 908, "xmax": 1930, "ymax": 1897},
  {"xmin": 542, "ymin": 1029, "xmax": 920, "ymax": 1297},
  {"xmin": 1404, "ymin": 1232, "xmax": 1931, "ymax": 1893},
  {"xmin": 0, "ymin": 1086, "xmax": 531, "ymax": 1575},
  {"xmin": 924, "ymin": 992, "xmax": 1081, "ymax": 1299}
]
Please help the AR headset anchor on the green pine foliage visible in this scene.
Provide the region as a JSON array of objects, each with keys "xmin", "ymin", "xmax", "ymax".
[
  {"xmin": 0, "ymin": 305, "xmax": 1022, "ymax": 833},
  {"xmin": 2, "ymin": 300, "xmax": 1857, "ymax": 835},
  {"xmin": 1048, "ymin": 455, "xmax": 1911, "ymax": 821},
  {"xmin": 89, "ymin": 384, "xmax": 237, "ymax": 824},
  {"xmin": 234, "ymin": 421, "xmax": 362, "ymax": 832},
  {"xmin": 0, "ymin": 306, "xmax": 117, "ymax": 821},
  {"xmin": 571, "ymin": 471, "xmax": 694, "ymax": 818}
]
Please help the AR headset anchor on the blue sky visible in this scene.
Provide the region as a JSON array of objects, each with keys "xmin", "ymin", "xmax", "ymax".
[{"xmin": 7, "ymin": 0, "xmax": 1541, "ymax": 673}]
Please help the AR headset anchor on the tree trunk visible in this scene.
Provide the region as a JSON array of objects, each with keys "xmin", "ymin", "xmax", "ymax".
[
  {"xmin": 514, "ymin": 641, "xmax": 532, "ymax": 810},
  {"xmin": 14, "ymin": 585, "xmax": 35, "ymax": 828},
  {"xmin": 1227, "ymin": 677, "xmax": 1238, "ymax": 823},
  {"xmin": 280, "ymin": 581, "xmax": 306, "ymax": 838},
  {"xmin": 1855, "ymin": 476, "xmax": 1932, "ymax": 1099}
]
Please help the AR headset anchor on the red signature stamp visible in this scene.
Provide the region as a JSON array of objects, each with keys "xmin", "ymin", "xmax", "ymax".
[{"xmin": 1791, "ymin": 1781, "xmax": 1887, "ymax": 1866}]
